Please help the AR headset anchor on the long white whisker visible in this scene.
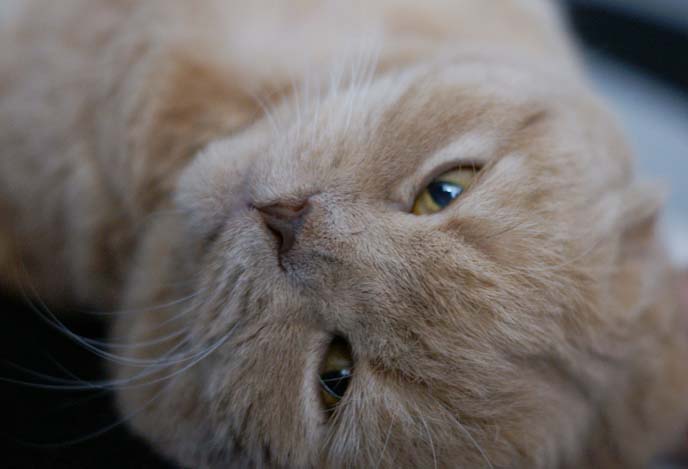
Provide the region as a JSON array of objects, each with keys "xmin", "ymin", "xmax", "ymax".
[
  {"xmin": 417, "ymin": 411, "xmax": 438, "ymax": 469},
  {"xmin": 17, "ymin": 374, "xmax": 180, "ymax": 448},
  {"xmin": 78, "ymin": 289, "xmax": 204, "ymax": 317},
  {"xmin": 2, "ymin": 317, "xmax": 238, "ymax": 392},
  {"xmin": 83, "ymin": 326, "xmax": 188, "ymax": 351},
  {"xmin": 375, "ymin": 416, "xmax": 395, "ymax": 469},
  {"xmin": 246, "ymin": 89, "xmax": 281, "ymax": 137},
  {"xmin": 444, "ymin": 412, "xmax": 494, "ymax": 469},
  {"xmin": 22, "ymin": 290, "xmax": 192, "ymax": 367},
  {"xmin": 1, "ymin": 334, "xmax": 191, "ymax": 391}
]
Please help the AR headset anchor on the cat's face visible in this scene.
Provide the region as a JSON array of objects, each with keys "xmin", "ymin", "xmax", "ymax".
[{"xmin": 114, "ymin": 58, "xmax": 684, "ymax": 468}]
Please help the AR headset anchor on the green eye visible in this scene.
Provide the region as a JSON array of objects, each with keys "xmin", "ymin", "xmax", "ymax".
[
  {"xmin": 412, "ymin": 167, "xmax": 477, "ymax": 215},
  {"xmin": 319, "ymin": 337, "xmax": 353, "ymax": 412}
]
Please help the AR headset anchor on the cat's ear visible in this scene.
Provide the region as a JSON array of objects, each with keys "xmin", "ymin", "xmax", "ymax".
[
  {"xmin": 618, "ymin": 181, "xmax": 667, "ymax": 235},
  {"xmin": 611, "ymin": 181, "xmax": 671, "ymax": 320},
  {"xmin": 679, "ymin": 270, "xmax": 688, "ymax": 314}
]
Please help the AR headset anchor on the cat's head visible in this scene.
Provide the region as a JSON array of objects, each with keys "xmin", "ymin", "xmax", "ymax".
[{"xmin": 115, "ymin": 57, "xmax": 688, "ymax": 467}]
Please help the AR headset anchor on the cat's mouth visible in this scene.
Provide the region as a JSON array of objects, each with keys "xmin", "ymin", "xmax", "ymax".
[{"xmin": 319, "ymin": 336, "xmax": 354, "ymax": 413}]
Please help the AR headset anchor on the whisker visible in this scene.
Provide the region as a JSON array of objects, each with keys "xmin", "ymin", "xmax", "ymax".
[
  {"xmin": 2, "ymin": 333, "xmax": 192, "ymax": 391},
  {"xmin": 15, "ymin": 267, "xmax": 212, "ymax": 370},
  {"xmin": 22, "ymin": 292, "xmax": 194, "ymax": 367},
  {"xmin": 417, "ymin": 410, "xmax": 439, "ymax": 469},
  {"xmin": 246, "ymin": 88, "xmax": 282, "ymax": 137},
  {"xmin": 375, "ymin": 415, "xmax": 395, "ymax": 469},
  {"xmin": 82, "ymin": 326, "xmax": 188, "ymax": 351},
  {"xmin": 444, "ymin": 411, "xmax": 494, "ymax": 469},
  {"xmin": 13, "ymin": 257, "xmax": 200, "ymax": 359},
  {"xmin": 74, "ymin": 289, "xmax": 205, "ymax": 317},
  {"xmin": 13, "ymin": 374, "xmax": 179, "ymax": 449},
  {"xmin": 0, "ymin": 322, "xmax": 236, "ymax": 392},
  {"xmin": 3, "ymin": 361, "xmax": 103, "ymax": 390}
]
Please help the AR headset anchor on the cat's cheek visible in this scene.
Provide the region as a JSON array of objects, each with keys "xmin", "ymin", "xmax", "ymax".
[{"xmin": 174, "ymin": 130, "xmax": 269, "ymax": 244}]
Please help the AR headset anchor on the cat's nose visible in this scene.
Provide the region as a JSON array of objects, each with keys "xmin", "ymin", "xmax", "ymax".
[{"xmin": 255, "ymin": 199, "xmax": 310, "ymax": 255}]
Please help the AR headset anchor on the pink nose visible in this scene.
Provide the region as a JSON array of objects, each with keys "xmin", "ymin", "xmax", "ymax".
[{"xmin": 255, "ymin": 200, "xmax": 310, "ymax": 255}]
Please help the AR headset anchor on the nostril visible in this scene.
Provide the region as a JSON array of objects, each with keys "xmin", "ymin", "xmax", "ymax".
[
  {"xmin": 255, "ymin": 199, "xmax": 310, "ymax": 255},
  {"xmin": 265, "ymin": 223, "xmax": 285, "ymax": 252},
  {"xmin": 264, "ymin": 217, "xmax": 295, "ymax": 254}
]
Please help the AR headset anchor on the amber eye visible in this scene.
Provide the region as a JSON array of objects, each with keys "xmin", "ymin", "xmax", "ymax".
[
  {"xmin": 412, "ymin": 167, "xmax": 478, "ymax": 215},
  {"xmin": 319, "ymin": 337, "xmax": 353, "ymax": 412}
]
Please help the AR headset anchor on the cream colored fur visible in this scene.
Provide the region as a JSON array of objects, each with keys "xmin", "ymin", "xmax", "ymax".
[{"xmin": 1, "ymin": 1, "xmax": 687, "ymax": 467}]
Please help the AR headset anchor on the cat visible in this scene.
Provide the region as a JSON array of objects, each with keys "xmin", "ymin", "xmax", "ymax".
[{"xmin": 1, "ymin": 0, "xmax": 688, "ymax": 467}]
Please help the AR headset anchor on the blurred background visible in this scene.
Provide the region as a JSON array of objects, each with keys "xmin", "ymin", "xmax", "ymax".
[{"xmin": 0, "ymin": 1, "xmax": 686, "ymax": 467}]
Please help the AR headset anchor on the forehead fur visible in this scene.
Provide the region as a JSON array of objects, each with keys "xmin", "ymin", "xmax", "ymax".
[{"xmin": 180, "ymin": 53, "xmax": 630, "ymax": 235}]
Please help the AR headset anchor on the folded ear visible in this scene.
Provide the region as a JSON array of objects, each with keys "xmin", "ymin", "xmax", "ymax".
[
  {"xmin": 610, "ymin": 181, "xmax": 671, "ymax": 320},
  {"xmin": 618, "ymin": 181, "xmax": 667, "ymax": 236},
  {"xmin": 679, "ymin": 271, "xmax": 688, "ymax": 316}
]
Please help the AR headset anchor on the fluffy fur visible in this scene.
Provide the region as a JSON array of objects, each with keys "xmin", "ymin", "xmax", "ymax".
[{"xmin": 1, "ymin": 1, "xmax": 688, "ymax": 467}]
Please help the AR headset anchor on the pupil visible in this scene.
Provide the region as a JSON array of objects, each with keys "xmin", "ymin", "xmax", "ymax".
[
  {"xmin": 428, "ymin": 181, "xmax": 463, "ymax": 208},
  {"xmin": 319, "ymin": 336, "xmax": 354, "ymax": 412},
  {"xmin": 320, "ymin": 368, "xmax": 352, "ymax": 399}
]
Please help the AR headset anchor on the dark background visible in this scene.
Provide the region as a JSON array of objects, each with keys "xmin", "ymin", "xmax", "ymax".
[{"xmin": 2, "ymin": 1, "xmax": 687, "ymax": 467}]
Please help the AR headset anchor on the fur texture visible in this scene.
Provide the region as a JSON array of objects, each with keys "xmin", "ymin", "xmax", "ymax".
[{"xmin": 1, "ymin": 1, "xmax": 688, "ymax": 467}]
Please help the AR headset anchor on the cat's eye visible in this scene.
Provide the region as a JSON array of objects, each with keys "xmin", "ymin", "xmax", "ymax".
[
  {"xmin": 412, "ymin": 167, "xmax": 478, "ymax": 215},
  {"xmin": 319, "ymin": 336, "xmax": 353, "ymax": 412}
]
